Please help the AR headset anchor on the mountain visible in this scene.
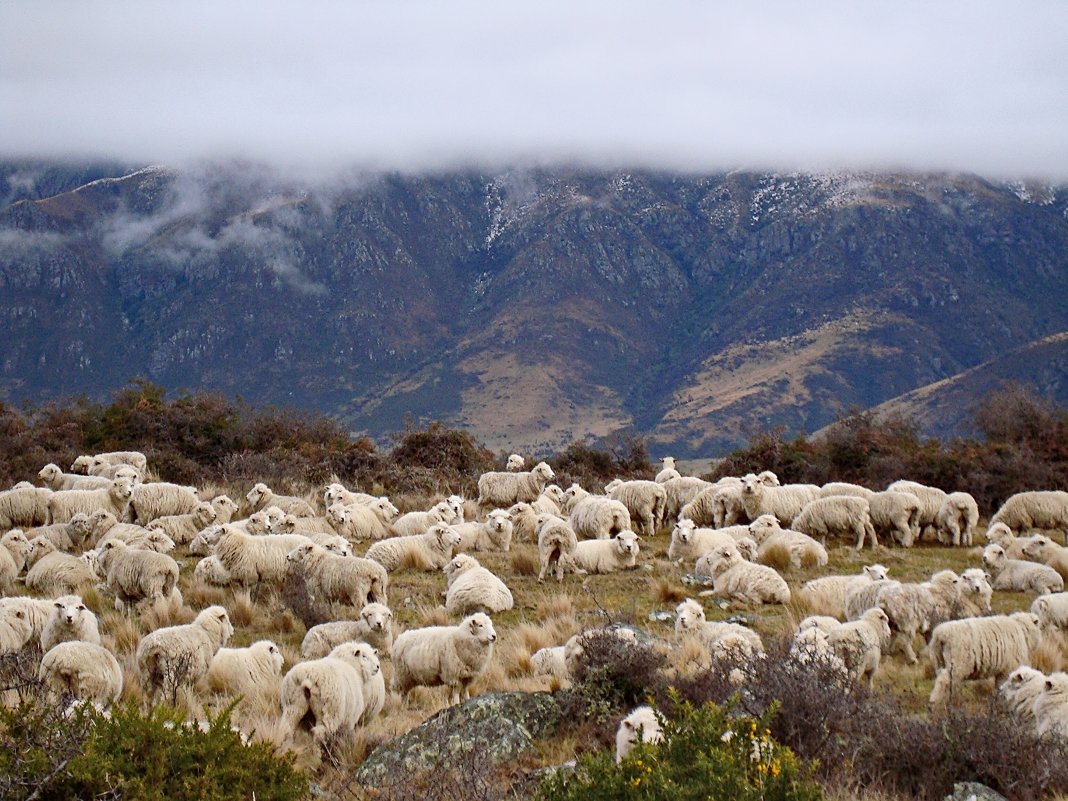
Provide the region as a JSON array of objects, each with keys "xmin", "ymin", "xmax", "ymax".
[{"xmin": 1, "ymin": 163, "xmax": 1066, "ymax": 456}]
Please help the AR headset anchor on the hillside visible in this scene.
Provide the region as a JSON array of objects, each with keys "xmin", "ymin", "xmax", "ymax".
[{"xmin": 1, "ymin": 163, "xmax": 1066, "ymax": 455}]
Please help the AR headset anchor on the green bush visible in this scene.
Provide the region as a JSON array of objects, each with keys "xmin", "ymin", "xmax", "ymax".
[{"xmin": 537, "ymin": 697, "xmax": 823, "ymax": 801}]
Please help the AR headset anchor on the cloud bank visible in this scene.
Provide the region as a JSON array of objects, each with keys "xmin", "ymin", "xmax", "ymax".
[{"xmin": 2, "ymin": 1, "xmax": 1068, "ymax": 178}]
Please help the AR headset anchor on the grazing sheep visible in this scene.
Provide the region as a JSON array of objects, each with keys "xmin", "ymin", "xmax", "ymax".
[
  {"xmin": 391, "ymin": 500, "xmax": 454, "ymax": 536},
  {"xmin": 477, "ymin": 462, "xmax": 555, "ymax": 509},
  {"xmin": 24, "ymin": 539, "xmax": 99, "ymax": 595},
  {"xmin": 136, "ymin": 606, "xmax": 234, "ymax": 699},
  {"xmin": 876, "ymin": 571, "xmax": 961, "ymax": 664},
  {"xmin": 792, "ymin": 496, "xmax": 878, "ymax": 550},
  {"xmin": 567, "ymin": 486, "xmax": 632, "ymax": 540},
  {"xmin": 391, "ymin": 612, "xmax": 497, "ymax": 705},
  {"xmin": 279, "ymin": 642, "xmax": 371, "ymax": 743},
  {"xmin": 206, "ymin": 640, "xmax": 285, "ymax": 695},
  {"xmin": 573, "ymin": 530, "xmax": 640, "ymax": 575},
  {"xmin": 211, "ymin": 526, "xmax": 315, "ymax": 586},
  {"xmin": 210, "ymin": 494, "xmax": 240, "ymax": 524},
  {"xmin": 38, "ymin": 464, "xmax": 110, "ymax": 492},
  {"xmin": 666, "ymin": 519, "xmax": 750, "ymax": 564},
  {"xmin": 1032, "ymin": 592, "xmax": 1068, "ymax": 633},
  {"xmin": 958, "ymin": 568, "xmax": 994, "ymax": 617},
  {"xmin": 747, "ymin": 514, "xmax": 828, "ymax": 569},
  {"xmin": 1021, "ymin": 536, "xmax": 1068, "ymax": 583},
  {"xmin": 999, "ymin": 666, "xmax": 1047, "ymax": 723},
  {"xmin": 885, "ymin": 480, "xmax": 948, "ymax": 536},
  {"xmin": 697, "ymin": 544, "xmax": 791, "ymax": 606},
  {"xmin": 605, "ymin": 479, "xmax": 666, "ymax": 538},
  {"xmin": 660, "ymin": 475, "xmax": 714, "ymax": 522},
  {"xmin": 287, "ymin": 543, "xmax": 388, "ymax": 607},
  {"xmin": 129, "ymin": 481, "xmax": 201, "ymax": 525},
  {"xmin": 39, "ymin": 642, "xmax": 123, "ymax": 706},
  {"xmin": 41, "ymin": 594, "xmax": 101, "ymax": 652},
  {"xmin": 48, "ymin": 479, "xmax": 134, "ymax": 526},
  {"xmin": 1033, "ymin": 672, "xmax": 1068, "ymax": 738},
  {"xmin": 24, "ymin": 513, "xmax": 93, "ymax": 552},
  {"xmin": 983, "ymin": 544, "xmax": 1064, "ymax": 595},
  {"xmin": 989, "ymin": 491, "xmax": 1068, "ymax": 536},
  {"xmin": 868, "ymin": 491, "xmax": 922, "ymax": 547},
  {"xmin": 615, "ymin": 706, "xmax": 664, "ymax": 764},
  {"xmin": 928, "ymin": 612, "xmax": 1042, "ymax": 706},
  {"xmin": 325, "ymin": 499, "xmax": 398, "ymax": 542},
  {"xmin": 798, "ymin": 564, "xmax": 890, "ymax": 619},
  {"xmin": 301, "ymin": 602, "xmax": 395, "ymax": 659},
  {"xmin": 0, "ymin": 529, "xmax": 31, "ymax": 592},
  {"xmin": 935, "ymin": 492, "xmax": 980, "ymax": 546},
  {"xmin": 96, "ymin": 539, "xmax": 181, "ymax": 610},
  {"xmin": 444, "ymin": 554, "xmax": 514, "ymax": 615},
  {"xmin": 674, "ymin": 598, "xmax": 763, "ymax": 656},
  {"xmin": 0, "ymin": 484, "xmax": 52, "ymax": 529},
  {"xmin": 364, "ymin": 523, "xmax": 462, "ymax": 573},
  {"xmin": 506, "ymin": 454, "xmax": 525, "ymax": 472},
  {"xmin": 738, "ymin": 473, "xmax": 820, "ymax": 527},
  {"xmin": 245, "ymin": 482, "xmax": 315, "ymax": 518},
  {"xmin": 984, "ymin": 521, "xmax": 1043, "ymax": 559},
  {"xmin": 536, "ymin": 514, "xmax": 585, "ymax": 583},
  {"xmin": 146, "ymin": 502, "xmax": 218, "ymax": 545},
  {"xmin": 826, "ymin": 608, "xmax": 892, "ymax": 688},
  {"xmin": 453, "ymin": 509, "xmax": 514, "ymax": 552}
]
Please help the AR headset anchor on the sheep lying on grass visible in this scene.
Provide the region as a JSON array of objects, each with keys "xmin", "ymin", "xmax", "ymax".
[
  {"xmin": 573, "ymin": 530, "xmax": 640, "ymax": 574},
  {"xmin": 747, "ymin": 514, "xmax": 828, "ymax": 569},
  {"xmin": 674, "ymin": 598, "xmax": 763, "ymax": 657},
  {"xmin": 364, "ymin": 523, "xmax": 461, "ymax": 572},
  {"xmin": 392, "ymin": 612, "xmax": 497, "ymax": 706},
  {"xmin": 452, "ymin": 509, "xmax": 514, "ymax": 552},
  {"xmin": 696, "ymin": 544, "xmax": 791, "ymax": 606},
  {"xmin": 326, "ymin": 499, "xmax": 398, "ymax": 541},
  {"xmin": 24, "ymin": 539, "xmax": 99, "ymax": 595},
  {"xmin": 391, "ymin": 500, "xmax": 454, "ymax": 536},
  {"xmin": 667, "ymin": 518, "xmax": 749, "ymax": 564},
  {"xmin": 245, "ymin": 482, "xmax": 315, "ymax": 518},
  {"xmin": 444, "ymin": 554, "xmax": 514, "ymax": 615},
  {"xmin": 41, "ymin": 594, "xmax": 101, "ymax": 652},
  {"xmin": 983, "ymin": 544, "xmax": 1064, "ymax": 595}
]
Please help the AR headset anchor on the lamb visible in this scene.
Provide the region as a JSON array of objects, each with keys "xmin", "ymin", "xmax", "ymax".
[
  {"xmin": 536, "ymin": 514, "xmax": 585, "ymax": 583},
  {"xmin": 1033, "ymin": 672, "xmax": 1068, "ymax": 738},
  {"xmin": 696, "ymin": 544, "xmax": 791, "ymax": 606},
  {"xmin": 532, "ymin": 485, "xmax": 565, "ymax": 517},
  {"xmin": 136, "ymin": 606, "xmax": 234, "ymax": 699},
  {"xmin": 792, "ymin": 495, "xmax": 878, "ymax": 550},
  {"xmin": 826, "ymin": 608, "xmax": 892, "ymax": 688},
  {"xmin": 885, "ymin": 480, "xmax": 948, "ymax": 536},
  {"xmin": 605, "ymin": 479, "xmax": 666, "ymax": 538},
  {"xmin": 868, "ymin": 491, "xmax": 923, "ymax": 547},
  {"xmin": 48, "ymin": 478, "xmax": 134, "ymax": 525},
  {"xmin": 506, "ymin": 454, "xmax": 525, "ymax": 471},
  {"xmin": 567, "ymin": 486, "xmax": 632, "ymax": 540},
  {"xmin": 660, "ymin": 475, "xmax": 714, "ymax": 522},
  {"xmin": 875, "ymin": 571, "xmax": 962, "ymax": 663},
  {"xmin": 989, "ymin": 490, "xmax": 1068, "ymax": 536},
  {"xmin": 23, "ymin": 513, "xmax": 93, "ymax": 551},
  {"xmin": 444, "ymin": 554, "xmax": 514, "ymax": 615},
  {"xmin": 24, "ymin": 539, "xmax": 99, "ymax": 595},
  {"xmin": 982, "ymin": 544, "xmax": 1064, "ymax": 595},
  {"xmin": 0, "ymin": 484, "xmax": 51, "ymax": 529},
  {"xmin": 958, "ymin": 568, "xmax": 994, "ymax": 616},
  {"xmin": 453, "ymin": 509, "xmax": 514, "ymax": 552},
  {"xmin": 747, "ymin": 514, "xmax": 828, "ymax": 569},
  {"xmin": 674, "ymin": 598, "xmax": 763, "ymax": 656},
  {"xmin": 390, "ymin": 500, "xmax": 454, "ymax": 536},
  {"xmin": 1031, "ymin": 593, "xmax": 1068, "ymax": 632},
  {"xmin": 245, "ymin": 482, "xmax": 315, "ymax": 518},
  {"xmin": 129, "ymin": 481, "xmax": 201, "ymax": 525},
  {"xmin": 666, "ymin": 519, "xmax": 750, "ymax": 564},
  {"xmin": 206, "ymin": 640, "xmax": 285, "ymax": 695},
  {"xmin": 984, "ymin": 521, "xmax": 1043, "ymax": 559},
  {"xmin": 999, "ymin": 666, "xmax": 1047, "ymax": 723},
  {"xmin": 798, "ymin": 564, "xmax": 890, "ymax": 619},
  {"xmin": 391, "ymin": 612, "xmax": 497, "ymax": 705},
  {"xmin": 573, "ymin": 530, "xmax": 641, "ymax": 575},
  {"xmin": 476, "ymin": 462, "xmax": 555, "ymax": 509},
  {"xmin": 38, "ymin": 463, "xmax": 110, "ymax": 492},
  {"xmin": 325, "ymin": 498, "xmax": 398, "ymax": 541},
  {"xmin": 211, "ymin": 525, "xmax": 315, "ymax": 586},
  {"xmin": 738, "ymin": 473, "xmax": 820, "ymax": 527},
  {"xmin": 96, "ymin": 539, "xmax": 181, "ymax": 610},
  {"xmin": 935, "ymin": 492, "xmax": 980, "ymax": 546},
  {"xmin": 279, "ymin": 642, "xmax": 371, "ymax": 743},
  {"xmin": 146, "ymin": 502, "xmax": 218, "ymax": 545},
  {"xmin": 300, "ymin": 602, "xmax": 395, "ymax": 659},
  {"xmin": 928, "ymin": 612, "xmax": 1042, "ymax": 706},
  {"xmin": 74, "ymin": 450, "xmax": 148, "ymax": 473},
  {"xmin": 210, "ymin": 494, "xmax": 240, "ymax": 524},
  {"xmin": 1021, "ymin": 536, "xmax": 1068, "ymax": 583},
  {"xmin": 39, "ymin": 641, "xmax": 123, "ymax": 706},
  {"xmin": 0, "ymin": 529, "xmax": 31, "ymax": 592},
  {"xmin": 287, "ymin": 543, "xmax": 389, "ymax": 607},
  {"xmin": 364, "ymin": 523, "xmax": 462, "ymax": 572},
  {"xmin": 615, "ymin": 706, "xmax": 664, "ymax": 764},
  {"xmin": 41, "ymin": 594, "xmax": 101, "ymax": 652}
]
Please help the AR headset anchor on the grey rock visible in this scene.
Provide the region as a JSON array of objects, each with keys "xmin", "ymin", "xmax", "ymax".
[{"xmin": 944, "ymin": 781, "xmax": 1008, "ymax": 801}]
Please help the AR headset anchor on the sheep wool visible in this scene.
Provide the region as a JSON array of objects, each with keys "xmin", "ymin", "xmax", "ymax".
[
  {"xmin": 391, "ymin": 500, "xmax": 454, "ymax": 537},
  {"xmin": 96, "ymin": 539, "xmax": 181, "ymax": 610},
  {"xmin": 279, "ymin": 641, "xmax": 371, "ymax": 742},
  {"xmin": 536, "ymin": 514, "xmax": 585, "ymax": 583},
  {"xmin": 207, "ymin": 640, "xmax": 284, "ymax": 695},
  {"xmin": 392, "ymin": 612, "xmax": 497, "ymax": 706},
  {"xmin": 301, "ymin": 602, "xmax": 395, "ymax": 659},
  {"xmin": 567, "ymin": 487, "xmax": 632, "ymax": 541},
  {"xmin": 999, "ymin": 666, "xmax": 1047, "ymax": 723},
  {"xmin": 605, "ymin": 480, "xmax": 666, "ymax": 538},
  {"xmin": 573, "ymin": 530, "xmax": 640, "ymax": 575},
  {"xmin": 443, "ymin": 554, "xmax": 514, "ymax": 615},
  {"xmin": 41, "ymin": 594, "xmax": 101, "ymax": 652},
  {"xmin": 136, "ymin": 606, "xmax": 234, "ymax": 699},
  {"xmin": 989, "ymin": 491, "xmax": 1068, "ymax": 536},
  {"xmin": 983, "ymin": 544, "xmax": 1064, "ymax": 595},
  {"xmin": 826, "ymin": 608, "xmax": 892, "ymax": 688},
  {"xmin": 453, "ymin": 509, "xmax": 514, "ymax": 552},
  {"xmin": 792, "ymin": 496, "xmax": 878, "ymax": 550},
  {"xmin": 697, "ymin": 544, "xmax": 790, "ymax": 606},
  {"xmin": 364, "ymin": 523, "xmax": 462, "ymax": 572},
  {"xmin": 615, "ymin": 706, "xmax": 663, "ymax": 764},
  {"xmin": 25, "ymin": 541, "xmax": 99, "ymax": 595},
  {"xmin": 39, "ymin": 641, "xmax": 123, "ymax": 706},
  {"xmin": 0, "ymin": 484, "xmax": 52, "ymax": 529},
  {"xmin": 287, "ymin": 542, "xmax": 388, "ymax": 608},
  {"xmin": 477, "ymin": 462, "xmax": 555, "ymax": 509}
]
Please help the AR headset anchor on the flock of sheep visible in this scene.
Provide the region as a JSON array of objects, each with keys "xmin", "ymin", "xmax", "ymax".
[{"xmin": 2, "ymin": 448, "xmax": 1068, "ymax": 766}]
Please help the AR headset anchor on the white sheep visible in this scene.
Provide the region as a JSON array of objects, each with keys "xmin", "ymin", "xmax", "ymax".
[
  {"xmin": 38, "ymin": 463, "xmax": 110, "ymax": 492},
  {"xmin": 1031, "ymin": 592, "xmax": 1068, "ymax": 633},
  {"xmin": 279, "ymin": 641, "xmax": 373, "ymax": 742},
  {"xmin": 86, "ymin": 509, "xmax": 154, "ymax": 548},
  {"xmin": 48, "ymin": 478, "xmax": 134, "ymax": 525},
  {"xmin": 679, "ymin": 483, "xmax": 745, "ymax": 528},
  {"xmin": 507, "ymin": 502, "xmax": 540, "ymax": 542},
  {"xmin": 444, "ymin": 553, "xmax": 514, "ymax": 615},
  {"xmin": 844, "ymin": 578, "xmax": 902, "ymax": 622},
  {"xmin": 273, "ymin": 513, "xmax": 334, "ymax": 536},
  {"xmin": 96, "ymin": 539, "xmax": 181, "ymax": 610},
  {"xmin": 364, "ymin": 523, "xmax": 462, "ymax": 572},
  {"xmin": 738, "ymin": 473, "xmax": 820, "ymax": 527},
  {"xmin": 819, "ymin": 482, "xmax": 875, "ymax": 499},
  {"xmin": 390, "ymin": 500, "xmax": 454, "ymax": 536},
  {"xmin": 958, "ymin": 568, "xmax": 994, "ymax": 617},
  {"xmin": 98, "ymin": 524, "xmax": 175, "ymax": 554},
  {"xmin": 605, "ymin": 479, "xmax": 666, "ymax": 538},
  {"xmin": 788, "ymin": 626, "xmax": 849, "ymax": 677},
  {"xmin": 24, "ymin": 539, "xmax": 99, "ymax": 595},
  {"xmin": 826, "ymin": 608, "xmax": 892, "ymax": 688},
  {"xmin": 885, "ymin": 480, "xmax": 948, "ymax": 536},
  {"xmin": 868, "ymin": 491, "xmax": 922, "ymax": 547},
  {"xmin": 875, "ymin": 571, "xmax": 961, "ymax": 664},
  {"xmin": 506, "ymin": 454, "xmax": 525, "ymax": 472},
  {"xmin": 660, "ymin": 475, "xmax": 714, "ymax": 522},
  {"xmin": 536, "ymin": 514, "xmax": 585, "ymax": 583},
  {"xmin": 391, "ymin": 612, "xmax": 497, "ymax": 705},
  {"xmin": 798, "ymin": 564, "xmax": 890, "ymax": 619},
  {"xmin": 75, "ymin": 450, "xmax": 148, "ymax": 473},
  {"xmin": 654, "ymin": 456, "xmax": 678, "ymax": 483},
  {"xmin": 935, "ymin": 492, "xmax": 979, "ymax": 546},
  {"xmin": 211, "ymin": 525, "xmax": 315, "ymax": 586},
  {"xmin": 39, "ymin": 641, "xmax": 123, "ymax": 706},
  {"xmin": 989, "ymin": 490, "xmax": 1068, "ymax": 536},
  {"xmin": 323, "ymin": 483, "xmax": 385, "ymax": 509},
  {"xmin": 573, "ymin": 530, "xmax": 640, "ymax": 575},
  {"xmin": 146, "ymin": 502, "xmax": 218, "ymax": 545},
  {"xmin": 87, "ymin": 460, "xmax": 143, "ymax": 484},
  {"xmin": 566, "ymin": 486, "xmax": 632, "ymax": 541},
  {"xmin": 984, "ymin": 521, "xmax": 1043, "ymax": 559},
  {"xmin": 129, "ymin": 481, "xmax": 200, "ymax": 525},
  {"xmin": 999, "ymin": 666, "xmax": 1047, "ymax": 723},
  {"xmin": 747, "ymin": 514, "xmax": 828, "ymax": 569},
  {"xmin": 0, "ymin": 529, "xmax": 31, "ymax": 593},
  {"xmin": 245, "ymin": 482, "xmax": 315, "ymax": 518},
  {"xmin": 1033, "ymin": 672, "xmax": 1068, "ymax": 738},
  {"xmin": 352, "ymin": 641, "xmax": 386, "ymax": 724},
  {"xmin": 696, "ymin": 544, "xmax": 791, "ymax": 606},
  {"xmin": 666, "ymin": 519, "xmax": 750, "ymax": 564},
  {"xmin": 193, "ymin": 555, "xmax": 231, "ymax": 586},
  {"xmin": 0, "ymin": 602, "xmax": 35, "ymax": 653},
  {"xmin": 206, "ymin": 640, "xmax": 285, "ymax": 695},
  {"xmin": 301, "ymin": 602, "xmax": 395, "ymax": 659},
  {"xmin": 210, "ymin": 494, "xmax": 240, "ymax": 524},
  {"xmin": 983, "ymin": 544, "xmax": 1064, "ymax": 595},
  {"xmin": 23, "ymin": 513, "xmax": 93, "ymax": 551},
  {"xmin": 792, "ymin": 495, "xmax": 878, "ymax": 550},
  {"xmin": 1021, "ymin": 536, "xmax": 1068, "ymax": 584},
  {"xmin": 136, "ymin": 606, "xmax": 233, "ymax": 699},
  {"xmin": 477, "ymin": 462, "xmax": 555, "ymax": 509},
  {"xmin": 674, "ymin": 598, "xmax": 763, "ymax": 656},
  {"xmin": 615, "ymin": 706, "xmax": 664, "ymax": 764},
  {"xmin": 532, "ymin": 485, "xmax": 565, "ymax": 517},
  {"xmin": 41, "ymin": 594, "xmax": 101, "ymax": 652},
  {"xmin": 287, "ymin": 542, "xmax": 389, "ymax": 607},
  {"xmin": 0, "ymin": 484, "xmax": 51, "ymax": 529},
  {"xmin": 325, "ymin": 499, "xmax": 398, "ymax": 541},
  {"xmin": 453, "ymin": 508, "xmax": 514, "ymax": 552},
  {"xmin": 928, "ymin": 612, "xmax": 1042, "ymax": 706}
]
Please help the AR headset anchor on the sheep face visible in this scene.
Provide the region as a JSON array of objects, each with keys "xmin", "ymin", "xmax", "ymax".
[
  {"xmin": 985, "ymin": 523, "xmax": 1013, "ymax": 546},
  {"xmin": 863, "ymin": 564, "xmax": 889, "ymax": 582},
  {"xmin": 326, "ymin": 504, "xmax": 349, "ymax": 527},
  {"xmin": 286, "ymin": 543, "xmax": 320, "ymax": 566},
  {"xmin": 80, "ymin": 550, "xmax": 101, "ymax": 577},
  {"xmin": 53, "ymin": 595, "xmax": 89, "ymax": 628},
  {"xmin": 198, "ymin": 606, "xmax": 235, "ymax": 644},
  {"xmin": 604, "ymin": 479, "xmax": 623, "ymax": 493},
  {"xmin": 542, "ymin": 485, "xmax": 565, "ymax": 504},
  {"xmin": 360, "ymin": 603, "xmax": 393, "ymax": 633},
  {"xmin": 735, "ymin": 537, "xmax": 758, "ymax": 561},
  {"xmin": 532, "ymin": 462, "xmax": 555, "ymax": 482},
  {"xmin": 111, "ymin": 479, "xmax": 135, "ymax": 502},
  {"xmin": 487, "ymin": 509, "xmax": 511, "ymax": 531},
  {"xmin": 71, "ymin": 456, "xmax": 93, "ymax": 473},
  {"xmin": 982, "ymin": 544, "xmax": 1007, "ymax": 569},
  {"xmin": 256, "ymin": 640, "xmax": 285, "ymax": 675},
  {"xmin": 615, "ymin": 531, "xmax": 640, "ymax": 558},
  {"xmin": 246, "ymin": 511, "xmax": 273, "ymax": 534},
  {"xmin": 1023, "ymin": 536, "xmax": 1055, "ymax": 560},
  {"xmin": 324, "ymin": 484, "xmax": 346, "ymax": 506},
  {"xmin": 38, "ymin": 464, "xmax": 61, "ymax": 485},
  {"xmin": 1042, "ymin": 673, "xmax": 1068, "ymax": 700},
  {"xmin": 1002, "ymin": 666, "xmax": 1043, "ymax": 701},
  {"xmin": 660, "ymin": 457, "xmax": 676, "ymax": 468},
  {"xmin": 194, "ymin": 503, "xmax": 218, "ymax": 526},
  {"xmin": 672, "ymin": 520, "xmax": 695, "ymax": 543},
  {"xmin": 146, "ymin": 530, "xmax": 176, "ymax": 553},
  {"xmin": 375, "ymin": 499, "xmax": 399, "ymax": 521},
  {"xmin": 741, "ymin": 473, "xmax": 762, "ymax": 498},
  {"xmin": 862, "ymin": 608, "xmax": 892, "ymax": 642},
  {"xmin": 464, "ymin": 613, "xmax": 497, "ymax": 645},
  {"xmin": 246, "ymin": 483, "xmax": 270, "ymax": 507},
  {"xmin": 960, "ymin": 569, "xmax": 993, "ymax": 612},
  {"xmin": 674, "ymin": 599, "xmax": 705, "ymax": 632},
  {"xmin": 322, "ymin": 538, "xmax": 353, "ymax": 557},
  {"xmin": 757, "ymin": 470, "xmax": 780, "ymax": 487},
  {"xmin": 748, "ymin": 514, "xmax": 779, "ymax": 542},
  {"xmin": 431, "ymin": 524, "xmax": 463, "ymax": 551}
]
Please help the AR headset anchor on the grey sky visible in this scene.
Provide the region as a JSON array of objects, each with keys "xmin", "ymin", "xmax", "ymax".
[{"xmin": 2, "ymin": 1, "xmax": 1067, "ymax": 178}]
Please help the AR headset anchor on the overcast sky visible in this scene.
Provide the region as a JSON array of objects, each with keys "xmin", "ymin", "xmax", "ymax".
[{"xmin": 2, "ymin": 1, "xmax": 1067, "ymax": 178}]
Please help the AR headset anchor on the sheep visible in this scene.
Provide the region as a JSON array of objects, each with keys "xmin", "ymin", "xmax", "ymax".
[
  {"xmin": 193, "ymin": 555, "xmax": 231, "ymax": 586},
  {"xmin": 352, "ymin": 641, "xmax": 386, "ymax": 724},
  {"xmin": 0, "ymin": 484, "xmax": 52, "ymax": 530},
  {"xmin": 507, "ymin": 502, "xmax": 540, "ymax": 542},
  {"xmin": 680, "ymin": 483, "xmax": 746, "ymax": 528},
  {"xmin": 845, "ymin": 578, "xmax": 902, "ymax": 622},
  {"xmin": 1021, "ymin": 536, "xmax": 1068, "ymax": 583},
  {"xmin": 1033, "ymin": 672, "xmax": 1068, "ymax": 738},
  {"xmin": 41, "ymin": 594, "xmax": 101, "ymax": 652},
  {"xmin": 279, "ymin": 642, "xmax": 372, "ymax": 742},
  {"xmin": 1031, "ymin": 592, "xmax": 1068, "ymax": 633},
  {"xmin": 536, "ymin": 514, "xmax": 585, "ymax": 583},
  {"xmin": 391, "ymin": 612, "xmax": 497, "ymax": 705},
  {"xmin": 983, "ymin": 544, "xmax": 1064, "ymax": 595},
  {"xmin": 87, "ymin": 458, "xmax": 144, "ymax": 484},
  {"xmin": 506, "ymin": 454, "xmax": 525, "ymax": 472},
  {"xmin": 244, "ymin": 482, "xmax": 315, "ymax": 518},
  {"xmin": 24, "ymin": 539, "xmax": 99, "ymax": 595},
  {"xmin": 274, "ymin": 513, "xmax": 335, "ymax": 536},
  {"xmin": 573, "ymin": 530, "xmax": 640, "ymax": 575},
  {"xmin": 959, "ymin": 568, "xmax": 994, "ymax": 617},
  {"xmin": 674, "ymin": 598, "xmax": 763, "ymax": 656},
  {"xmin": 323, "ymin": 483, "xmax": 383, "ymax": 509},
  {"xmin": 819, "ymin": 482, "xmax": 875, "ymax": 499},
  {"xmin": 696, "ymin": 544, "xmax": 790, "ymax": 606},
  {"xmin": 38, "ymin": 463, "xmax": 110, "ymax": 492},
  {"xmin": 146, "ymin": 502, "xmax": 218, "ymax": 545},
  {"xmin": 738, "ymin": 473, "xmax": 820, "ymax": 527},
  {"xmin": 532, "ymin": 485, "xmax": 565, "ymax": 517},
  {"xmin": 666, "ymin": 518, "xmax": 750, "ymax": 564},
  {"xmin": 390, "ymin": 500, "xmax": 454, "ymax": 536},
  {"xmin": 95, "ymin": 539, "xmax": 181, "ymax": 610},
  {"xmin": 211, "ymin": 525, "xmax": 315, "ymax": 586},
  {"xmin": 206, "ymin": 640, "xmax": 285, "ymax": 695},
  {"xmin": 75, "ymin": 450, "xmax": 148, "ymax": 473},
  {"xmin": 210, "ymin": 494, "xmax": 240, "ymax": 524},
  {"xmin": 999, "ymin": 666, "xmax": 1047, "ymax": 723},
  {"xmin": 453, "ymin": 509, "xmax": 514, "ymax": 552},
  {"xmin": 39, "ymin": 641, "xmax": 123, "ymax": 706},
  {"xmin": 989, "ymin": 490, "xmax": 1068, "ymax": 536},
  {"xmin": 98, "ymin": 523, "xmax": 175, "ymax": 554},
  {"xmin": 325, "ymin": 499, "xmax": 397, "ymax": 542},
  {"xmin": 287, "ymin": 543, "xmax": 389, "ymax": 607},
  {"xmin": 0, "ymin": 596, "xmax": 53, "ymax": 648},
  {"xmin": 605, "ymin": 479, "xmax": 666, "ymax": 538},
  {"xmin": 885, "ymin": 480, "xmax": 948, "ymax": 536},
  {"xmin": 444, "ymin": 554, "xmax": 514, "ymax": 615},
  {"xmin": 445, "ymin": 494, "xmax": 467, "ymax": 524},
  {"xmin": 47, "ymin": 478, "xmax": 135, "ymax": 526},
  {"xmin": 875, "ymin": 571, "xmax": 962, "ymax": 664},
  {"xmin": 136, "ymin": 606, "xmax": 233, "ymax": 699},
  {"xmin": 300, "ymin": 602, "xmax": 395, "ymax": 659},
  {"xmin": 868, "ymin": 491, "xmax": 922, "ymax": 547},
  {"xmin": 129, "ymin": 481, "xmax": 200, "ymax": 525},
  {"xmin": 364, "ymin": 523, "xmax": 462, "ymax": 573},
  {"xmin": 0, "ymin": 529, "xmax": 31, "ymax": 592},
  {"xmin": 788, "ymin": 626, "xmax": 849, "ymax": 677},
  {"xmin": 85, "ymin": 509, "xmax": 153, "ymax": 548},
  {"xmin": 0, "ymin": 602, "xmax": 35, "ymax": 653},
  {"xmin": 660, "ymin": 475, "xmax": 714, "ymax": 522},
  {"xmin": 826, "ymin": 608, "xmax": 892, "ymax": 688},
  {"xmin": 984, "ymin": 521, "xmax": 1043, "ymax": 559},
  {"xmin": 747, "ymin": 514, "xmax": 828, "ymax": 569},
  {"xmin": 615, "ymin": 706, "xmax": 664, "ymax": 764},
  {"xmin": 655, "ymin": 456, "xmax": 677, "ymax": 481},
  {"xmin": 23, "ymin": 513, "xmax": 93, "ymax": 552},
  {"xmin": 792, "ymin": 495, "xmax": 878, "ymax": 550},
  {"xmin": 935, "ymin": 492, "xmax": 980, "ymax": 546},
  {"xmin": 531, "ymin": 645, "xmax": 569, "ymax": 684},
  {"xmin": 476, "ymin": 462, "xmax": 555, "ymax": 509},
  {"xmin": 928, "ymin": 612, "xmax": 1042, "ymax": 706},
  {"xmin": 798, "ymin": 564, "xmax": 890, "ymax": 619},
  {"xmin": 567, "ymin": 486, "xmax": 632, "ymax": 540}
]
